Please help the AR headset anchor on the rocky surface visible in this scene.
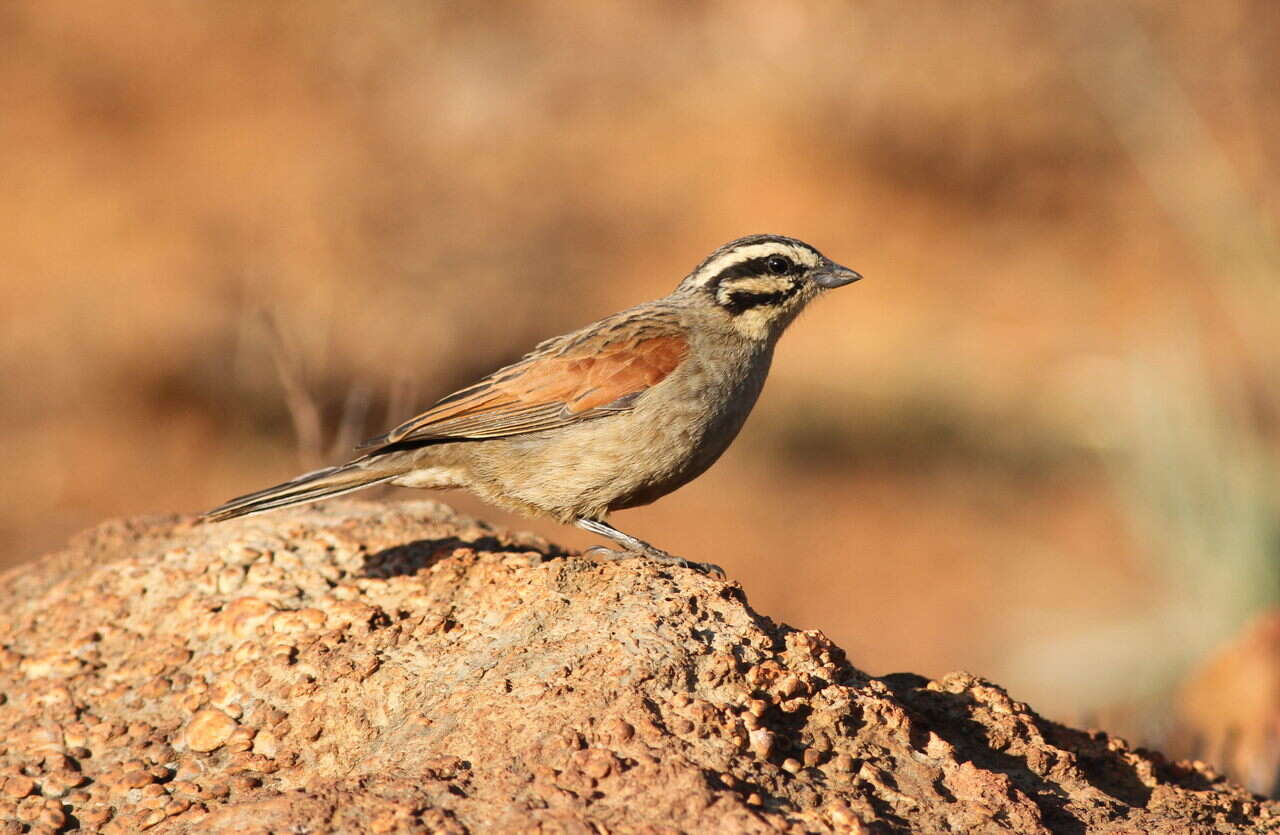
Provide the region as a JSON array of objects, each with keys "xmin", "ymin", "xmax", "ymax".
[{"xmin": 0, "ymin": 500, "xmax": 1276, "ymax": 833}]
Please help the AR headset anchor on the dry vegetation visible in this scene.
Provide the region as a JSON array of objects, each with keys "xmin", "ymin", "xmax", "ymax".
[{"xmin": 3, "ymin": 0, "xmax": 1279, "ymax": 792}]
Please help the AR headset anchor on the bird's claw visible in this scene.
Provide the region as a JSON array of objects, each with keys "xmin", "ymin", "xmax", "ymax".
[
  {"xmin": 582, "ymin": 545, "xmax": 725, "ymax": 579},
  {"xmin": 662, "ymin": 554, "xmax": 725, "ymax": 579}
]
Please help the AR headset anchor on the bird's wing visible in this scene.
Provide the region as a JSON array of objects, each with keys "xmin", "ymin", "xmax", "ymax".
[{"xmin": 358, "ymin": 315, "xmax": 689, "ymax": 450}]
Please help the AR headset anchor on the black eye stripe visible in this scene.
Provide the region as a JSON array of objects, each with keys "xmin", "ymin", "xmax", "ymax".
[
  {"xmin": 687, "ymin": 235, "xmax": 824, "ymax": 290},
  {"xmin": 706, "ymin": 250, "xmax": 808, "ymax": 315},
  {"xmin": 718, "ymin": 282, "xmax": 800, "ymax": 315},
  {"xmin": 707, "ymin": 255, "xmax": 801, "ymax": 290}
]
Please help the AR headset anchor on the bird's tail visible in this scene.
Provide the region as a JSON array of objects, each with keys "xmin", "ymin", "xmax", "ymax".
[{"xmin": 199, "ymin": 460, "xmax": 400, "ymax": 523}]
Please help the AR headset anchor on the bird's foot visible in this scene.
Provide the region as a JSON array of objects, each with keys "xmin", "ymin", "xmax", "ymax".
[{"xmin": 582, "ymin": 545, "xmax": 725, "ymax": 579}]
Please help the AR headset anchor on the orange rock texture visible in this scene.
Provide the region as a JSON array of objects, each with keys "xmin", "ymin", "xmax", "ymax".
[{"xmin": 0, "ymin": 500, "xmax": 1274, "ymax": 833}]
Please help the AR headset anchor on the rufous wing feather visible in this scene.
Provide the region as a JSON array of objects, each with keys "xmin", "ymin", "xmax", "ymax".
[{"xmin": 357, "ymin": 321, "xmax": 689, "ymax": 450}]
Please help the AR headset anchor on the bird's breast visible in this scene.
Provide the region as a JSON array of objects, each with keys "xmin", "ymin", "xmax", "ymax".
[
  {"xmin": 601, "ymin": 343, "xmax": 772, "ymax": 508},
  {"xmin": 451, "ymin": 341, "xmax": 774, "ymax": 520}
]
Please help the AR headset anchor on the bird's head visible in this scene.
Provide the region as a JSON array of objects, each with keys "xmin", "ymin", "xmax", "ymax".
[{"xmin": 677, "ymin": 234, "xmax": 861, "ymax": 340}]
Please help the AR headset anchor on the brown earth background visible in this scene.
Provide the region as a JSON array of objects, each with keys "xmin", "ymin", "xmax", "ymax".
[{"xmin": 4, "ymin": 0, "xmax": 1280, "ymax": 794}]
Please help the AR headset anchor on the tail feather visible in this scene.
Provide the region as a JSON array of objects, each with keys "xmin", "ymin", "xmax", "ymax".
[{"xmin": 200, "ymin": 462, "xmax": 397, "ymax": 523}]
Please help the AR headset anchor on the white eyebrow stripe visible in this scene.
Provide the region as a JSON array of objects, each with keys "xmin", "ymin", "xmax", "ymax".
[{"xmin": 688, "ymin": 243, "xmax": 820, "ymax": 287}]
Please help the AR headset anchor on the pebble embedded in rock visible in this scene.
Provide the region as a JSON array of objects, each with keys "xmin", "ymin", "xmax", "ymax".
[
  {"xmin": 1, "ymin": 777, "xmax": 34, "ymax": 800},
  {"xmin": 748, "ymin": 727, "xmax": 774, "ymax": 760},
  {"xmin": 185, "ymin": 709, "xmax": 238, "ymax": 753}
]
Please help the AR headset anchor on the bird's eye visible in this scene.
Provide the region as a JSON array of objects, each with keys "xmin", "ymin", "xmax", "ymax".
[{"xmin": 766, "ymin": 255, "xmax": 791, "ymax": 275}]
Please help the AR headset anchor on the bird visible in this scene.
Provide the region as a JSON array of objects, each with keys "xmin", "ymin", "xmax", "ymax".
[{"xmin": 201, "ymin": 234, "xmax": 861, "ymax": 577}]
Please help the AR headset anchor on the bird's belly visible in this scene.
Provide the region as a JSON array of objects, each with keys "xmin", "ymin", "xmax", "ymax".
[
  {"xmin": 465, "ymin": 363, "xmax": 765, "ymax": 520},
  {"xmin": 606, "ymin": 402, "xmax": 748, "ymax": 510}
]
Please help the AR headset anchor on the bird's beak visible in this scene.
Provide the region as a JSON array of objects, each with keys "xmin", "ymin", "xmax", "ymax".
[{"xmin": 814, "ymin": 260, "xmax": 863, "ymax": 289}]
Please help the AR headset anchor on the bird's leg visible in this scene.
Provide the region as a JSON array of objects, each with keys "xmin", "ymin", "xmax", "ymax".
[{"xmin": 574, "ymin": 518, "xmax": 725, "ymax": 578}]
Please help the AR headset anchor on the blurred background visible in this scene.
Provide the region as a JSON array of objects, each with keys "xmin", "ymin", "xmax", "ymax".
[{"xmin": 4, "ymin": 0, "xmax": 1280, "ymax": 793}]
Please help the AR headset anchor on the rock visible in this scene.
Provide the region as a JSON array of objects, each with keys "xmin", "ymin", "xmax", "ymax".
[
  {"xmin": 0, "ymin": 499, "xmax": 1274, "ymax": 832},
  {"xmin": 185, "ymin": 710, "xmax": 238, "ymax": 753},
  {"xmin": 0, "ymin": 778, "xmax": 34, "ymax": 801}
]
